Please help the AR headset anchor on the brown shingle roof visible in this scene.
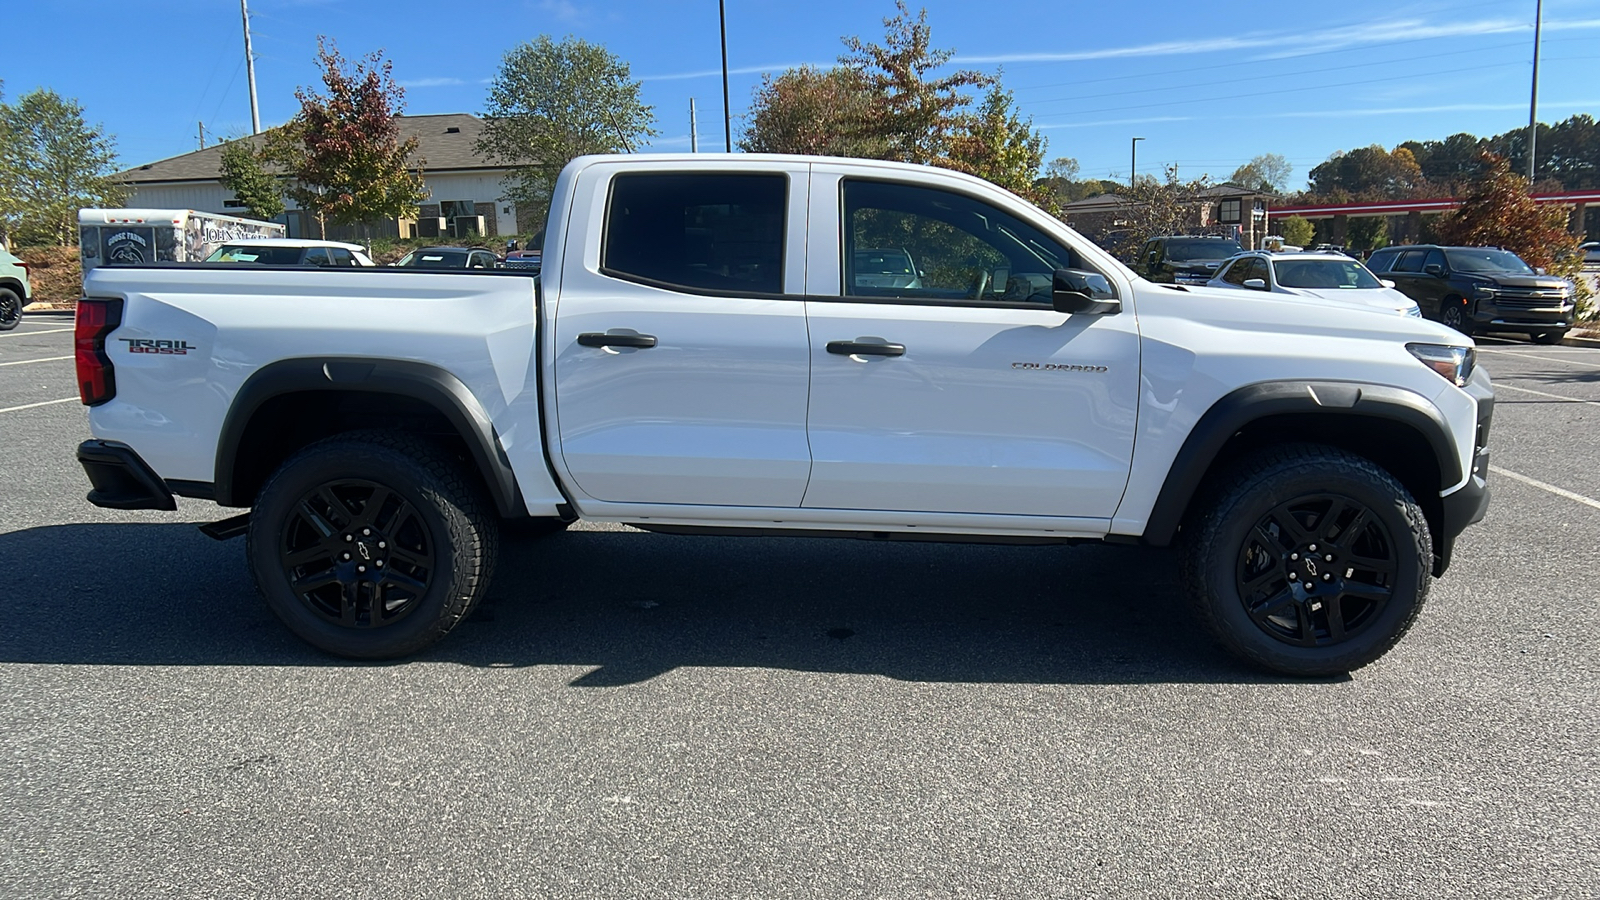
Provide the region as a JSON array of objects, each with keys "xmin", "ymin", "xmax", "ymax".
[{"xmin": 118, "ymin": 113, "xmax": 502, "ymax": 184}]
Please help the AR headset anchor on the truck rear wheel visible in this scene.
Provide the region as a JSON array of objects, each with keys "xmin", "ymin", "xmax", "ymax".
[
  {"xmin": 1179, "ymin": 444, "xmax": 1431, "ymax": 677},
  {"xmin": 247, "ymin": 431, "xmax": 497, "ymax": 659}
]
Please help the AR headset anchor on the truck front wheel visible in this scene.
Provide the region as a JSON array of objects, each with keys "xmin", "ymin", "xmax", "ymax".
[
  {"xmin": 1180, "ymin": 444, "xmax": 1431, "ymax": 677},
  {"xmin": 247, "ymin": 431, "xmax": 498, "ymax": 659}
]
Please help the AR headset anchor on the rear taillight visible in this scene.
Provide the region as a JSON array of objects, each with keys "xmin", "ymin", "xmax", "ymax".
[
  {"xmin": 75, "ymin": 298, "xmax": 122, "ymax": 406},
  {"xmin": 16, "ymin": 261, "xmax": 28, "ymax": 277}
]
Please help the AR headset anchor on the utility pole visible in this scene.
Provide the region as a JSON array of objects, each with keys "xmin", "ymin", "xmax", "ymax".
[
  {"xmin": 1527, "ymin": 0, "xmax": 1543, "ymax": 182},
  {"xmin": 690, "ymin": 98, "xmax": 699, "ymax": 153},
  {"xmin": 198, "ymin": 122, "xmax": 207, "ymax": 151},
  {"xmin": 1130, "ymin": 137, "xmax": 1145, "ymax": 187},
  {"xmin": 241, "ymin": 0, "xmax": 261, "ymax": 134},
  {"xmin": 719, "ymin": 0, "xmax": 732, "ymax": 152}
]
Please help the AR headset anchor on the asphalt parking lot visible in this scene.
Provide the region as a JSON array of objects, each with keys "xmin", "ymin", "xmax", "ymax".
[{"xmin": 1, "ymin": 311, "xmax": 1596, "ymax": 898}]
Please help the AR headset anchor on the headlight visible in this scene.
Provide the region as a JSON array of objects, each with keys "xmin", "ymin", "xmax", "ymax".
[
  {"xmin": 1472, "ymin": 284, "xmax": 1496, "ymax": 299},
  {"xmin": 1405, "ymin": 304, "xmax": 1422, "ymax": 317},
  {"xmin": 1407, "ymin": 343, "xmax": 1475, "ymax": 387}
]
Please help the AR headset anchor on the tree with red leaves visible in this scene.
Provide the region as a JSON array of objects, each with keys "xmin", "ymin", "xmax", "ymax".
[
  {"xmin": 1433, "ymin": 152, "xmax": 1582, "ymax": 271},
  {"xmin": 269, "ymin": 38, "xmax": 427, "ymax": 236}
]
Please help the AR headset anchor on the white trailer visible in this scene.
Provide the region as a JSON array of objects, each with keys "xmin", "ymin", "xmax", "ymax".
[{"xmin": 78, "ymin": 208, "xmax": 285, "ymax": 290}]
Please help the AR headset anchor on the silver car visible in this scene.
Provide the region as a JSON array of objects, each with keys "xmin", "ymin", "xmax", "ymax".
[{"xmin": 1207, "ymin": 251, "xmax": 1421, "ymax": 317}]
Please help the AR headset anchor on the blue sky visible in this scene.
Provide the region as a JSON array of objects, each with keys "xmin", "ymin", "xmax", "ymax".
[{"xmin": 3, "ymin": 0, "xmax": 1596, "ymax": 190}]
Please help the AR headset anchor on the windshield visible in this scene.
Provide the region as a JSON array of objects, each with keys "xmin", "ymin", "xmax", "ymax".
[
  {"xmin": 1446, "ymin": 249, "xmax": 1533, "ymax": 275},
  {"xmin": 1272, "ymin": 258, "xmax": 1382, "ymax": 290},
  {"xmin": 206, "ymin": 245, "xmax": 302, "ymax": 264},
  {"xmin": 1166, "ymin": 238, "xmax": 1243, "ymax": 261},
  {"xmin": 397, "ymin": 250, "xmax": 469, "ymax": 268}
]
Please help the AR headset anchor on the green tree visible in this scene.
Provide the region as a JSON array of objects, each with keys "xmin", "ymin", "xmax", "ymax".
[
  {"xmin": 1229, "ymin": 153, "xmax": 1291, "ymax": 192},
  {"xmin": 1277, "ymin": 215, "xmax": 1315, "ymax": 248},
  {"xmin": 1346, "ymin": 216, "xmax": 1389, "ymax": 252},
  {"xmin": 839, "ymin": 0, "xmax": 992, "ymax": 166},
  {"xmin": 477, "ymin": 35, "xmax": 656, "ymax": 221},
  {"xmin": 739, "ymin": 66, "xmax": 886, "ymax": 157},
  {"xmin": 944, "ymin": 83, "xmax": 1049, "ymax": 208},
  {"xmin": 1307, "ymin": 145, "xmax": 1425, "ymax": 200},
  {"xmin": 217, "ymin": 138, "xmax": 284, "ymax": 222},
  {"xmin": 271, "ymin": 38, "xmax": 427, "ymax": 235},
  {"xmin": 0, "ymin": 86, "xmax": 127, "ymax": 247}
]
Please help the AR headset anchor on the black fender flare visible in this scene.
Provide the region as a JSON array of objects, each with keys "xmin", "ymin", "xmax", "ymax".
[
  {"xmin": 1140, "ymin": 380, "xmax": 1460, "ymax": 547},
  {"xmin": 214, "ymin": 357, "xmax": 527, "ymax": 517}
]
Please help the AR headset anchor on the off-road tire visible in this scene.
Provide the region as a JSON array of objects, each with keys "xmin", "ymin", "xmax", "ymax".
[
  {"xmin": 1179, "ymin": 444, "xmax": 1431, "ymax": 677},
  {"xmin": 247, "ymin": 430, "xmax": 498, "ymax": 658},
  {"xmin": 0, "ymin": 288, "xmax": 21, "ymax": 331}
]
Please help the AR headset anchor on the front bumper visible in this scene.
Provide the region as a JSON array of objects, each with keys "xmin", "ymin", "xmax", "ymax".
[
  {"xmin": 1435, "ymin": 368, "xmax": 1494, "ymax": 573},
  {"xmin": 77, "ymin": 440, "xmax": 177, "ymax": 511},
  {"xmin": 1472, "ymin": 299, "xmax": 1574, "ymax": 333}
]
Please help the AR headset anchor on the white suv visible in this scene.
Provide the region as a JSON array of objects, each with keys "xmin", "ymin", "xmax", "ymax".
[{"xmin": 0, "ymin": 244, "xmax": 31, "ymax": 331}]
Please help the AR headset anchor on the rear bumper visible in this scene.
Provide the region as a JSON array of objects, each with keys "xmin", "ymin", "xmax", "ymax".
[{"xmin": 77, "ymin": 440, "xmax": 177, "ymax": 511}]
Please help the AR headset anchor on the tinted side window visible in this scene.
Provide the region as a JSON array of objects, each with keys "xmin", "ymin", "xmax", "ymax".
[
  {"xmin": 302, "ymin": 248, "xmax": 332, "ymax": 267},
  {"xmin": 1220, "ymin": 259, "xmax": 1249, "ymax": 285},
  {"xmin": 604, "ymin": 173, "xmax": 786, "ymax": 295},
  {"xmin": 1423, "ymin": 249, "xmax": 1446, "ymax": 271},
  {"xmin": 1392, "ymin": 250, "xmax": 1426, "ymax": 273},
  {"xmin": 1366, "ymin": 251, "xmax": 1397, "ymax": 273},
  {"xmin": 327, "ymin": 248, "xmax": 356, "ymax": 267},
  {"xmin": 842, "ymin": 179, "xmax": 1088, "ymax": 305},
  {"xmin": 1245, "ymin": 258, "xmax": 1271, "ymax": 286}
]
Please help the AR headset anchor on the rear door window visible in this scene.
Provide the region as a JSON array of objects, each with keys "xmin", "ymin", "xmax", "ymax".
[
  {"xmin": 1392, "ymin": 250, "xmax": 1426, "ymax": 273},
  {"xmin": 603, "ymin": 173, "xmax": 786, "ymax": 295}
]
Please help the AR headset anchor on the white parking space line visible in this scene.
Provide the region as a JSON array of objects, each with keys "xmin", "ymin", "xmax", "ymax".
[
  {"xmin": 1491, "ymin": 465, "xmax": 1600, "ymax": 512},
  {"xmin": 0, "ymin": 355, "xmax": 72, "ymax": 367},
  {"xmin": 0, "ymin": 327, "xmax": 74, "ymax": 337},
  {"xmin": 1492, "ymin": 382, "xmax": 1600, "ymax": 407},
  {"xmin": 0, "ymin": 397, "xmax": 77, "ymax": 414},
  {"xmin": 1478, "ymin": 348, "xmax": 1600, "ymax": 370}
]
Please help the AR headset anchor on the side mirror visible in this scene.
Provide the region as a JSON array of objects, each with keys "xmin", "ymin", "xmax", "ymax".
[
  {"xmin": 1424, "ymin": 263, "xmax": 1444, "ymax": 276},
  {"xmin": 1380, "ymin": 278, "xmax": 1397, "ymax": 289},
  {"xmin": 1052, "ymin": 268, "xmax": 1121, "ymax": 315},
  {"xmin": 1243, "ymin": 278, "xmax": 1268, "ymax": 290}
]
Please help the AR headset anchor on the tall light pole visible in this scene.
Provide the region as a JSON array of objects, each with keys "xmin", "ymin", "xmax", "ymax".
[
  {"xmin": 241, "ymin": 0, "xmax": 261, "ymax": 134},
  {"xmin": 1527, "ymin": 0, "xmax": 1543, "ymax": 181},
  {"xmin": 719, "ymin": 0, "xmax": 732, "ymax": 153},
  {"xmin": 1130, "ymin": 137, "xmax": 1145, "ymax": 187}
]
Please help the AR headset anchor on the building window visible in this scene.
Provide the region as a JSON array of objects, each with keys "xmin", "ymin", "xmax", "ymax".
[
  {"xmin": 1219, "ymin": 199, "xmax": 1242, "ymax": 224},
  {"xmin": 223, "ymin": 199, "xmax": 246, "ymax": 208}
]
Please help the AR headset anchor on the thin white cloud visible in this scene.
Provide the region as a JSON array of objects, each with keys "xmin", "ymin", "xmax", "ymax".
[
  {"xmin": 954, "ymin": 16, "xmax": 1600, "ymax": 66},
  {"xmin": 397, "ymin": 77, "xmax": 467, "ymax": 89},
  {"xmin": 538, "ymin": 0, "xmax": 585, "ymax": 25},
  {"xmin": 1039, "ymin": 98, "xmax": 1600, "ymax": 130},
  {"xmin": 640, "ymin": 62, "xmax": 835, "ymax": 82}
]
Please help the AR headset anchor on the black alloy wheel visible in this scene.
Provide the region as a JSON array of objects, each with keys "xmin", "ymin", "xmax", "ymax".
[
  {"xmin": 278, "ymin": 479, "xmax": 435, "ymax": 629},
  {"xmin": 1440, "ymin": 299, "xmax": 1470, "ymax": 334},
  {"xmin": 1234, "ymin": 494, "xmax": 1396, "ymax": 648},
  {"xmin": 0, "ymin": 288, "xmax": 21, "ymax": 331},
  {"xmin": 1181, "ymin": 444, "xmax": 1430, "ymax": 676},
  {"xmin": 248, "ymin": 431, "xmax": 497, "ymax": 658}
]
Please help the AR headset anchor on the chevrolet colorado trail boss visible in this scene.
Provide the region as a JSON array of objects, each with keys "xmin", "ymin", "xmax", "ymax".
[{"xmin": 73, "ymin": 154, "xmax": 1493, "ymax": 676}]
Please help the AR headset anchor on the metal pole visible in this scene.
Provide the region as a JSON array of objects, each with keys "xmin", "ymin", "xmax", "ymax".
[
  {"xmin": 1527, "ymin": 0, "xmax": 1543, "ymax": 181},
  {"xmin": 198, "ymin": 122, "xmax": 206, "ymax": 150},
  {"xmin": 690, "ymin": 98, "xmax": 699, "ymax": 153},
  {"xmin": 1130, "ymin": 137, "xmax": 1145, "ymax": 187},
  {"xmin": 719, "ymin": 0, "xmax": 732, "ymax": 152},
  {"xmin": 241, "ymin": 0, "xmax": 261, "ymax": 134}
]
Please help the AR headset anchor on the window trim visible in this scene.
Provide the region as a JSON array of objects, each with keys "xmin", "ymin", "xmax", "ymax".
[
  {"xmin": 835, "ymin": 175, "xmax": 1116, "ymax": 310},
  {"xmin": 597, "ymin": 170, "xmax": 791, "ymax": 298}
]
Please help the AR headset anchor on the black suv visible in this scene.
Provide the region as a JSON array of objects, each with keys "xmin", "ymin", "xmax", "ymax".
[
  {"xmin": 1135, "ymin": 235, "xmax": 1245, "ymax": 285},
  {"xmin": 1366, "ymin": 244, "xmax": 1574, "ymax": 343}
]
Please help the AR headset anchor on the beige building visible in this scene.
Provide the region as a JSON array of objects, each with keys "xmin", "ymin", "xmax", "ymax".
[{"xmin": 116, "ymin": 113, "xmax": 523, "ymax": 240}]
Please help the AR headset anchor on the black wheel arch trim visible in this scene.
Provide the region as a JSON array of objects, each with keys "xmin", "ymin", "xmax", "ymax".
[
  {"xmin": 1141, "ymin": 380, "xmax": 1461, "ymax": 548},
  {"xmin": 214, "ymin": 357, "xmax": 529, "ymax": 518}
]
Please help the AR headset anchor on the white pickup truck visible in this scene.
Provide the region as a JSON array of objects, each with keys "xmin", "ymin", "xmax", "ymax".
[{"xmin": 73, "ymin": 154, "xmax": 1493, "ymax": 676}]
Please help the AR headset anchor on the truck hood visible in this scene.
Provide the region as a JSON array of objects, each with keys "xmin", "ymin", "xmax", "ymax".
[
  {"xmin": 1479, "ymin": 273, "xmax": 1570, "ymax": 291},
  {"xmin": 1162, "ymin": 282, "xmax": 1468, "ymax": 346}
]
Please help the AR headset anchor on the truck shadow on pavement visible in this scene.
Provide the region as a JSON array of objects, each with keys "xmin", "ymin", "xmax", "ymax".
[{"xmin": 0, "ymin": 522, "xmax": 1306, "ymax": 685}]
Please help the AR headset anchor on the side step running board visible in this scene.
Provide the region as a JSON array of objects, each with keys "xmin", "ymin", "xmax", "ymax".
[{"xmin": 198, "ymin": 513, "xmax": 251, "ymax": 541}]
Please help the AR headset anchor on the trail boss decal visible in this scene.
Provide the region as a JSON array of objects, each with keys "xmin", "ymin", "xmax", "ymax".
[
  {"xmin": 120, "ymin": 338, "xmax": 197, "ymax": 355},
  {"xmin": 1011, "ymin": 362, "xmax": 1108, "ymax": 372}
]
